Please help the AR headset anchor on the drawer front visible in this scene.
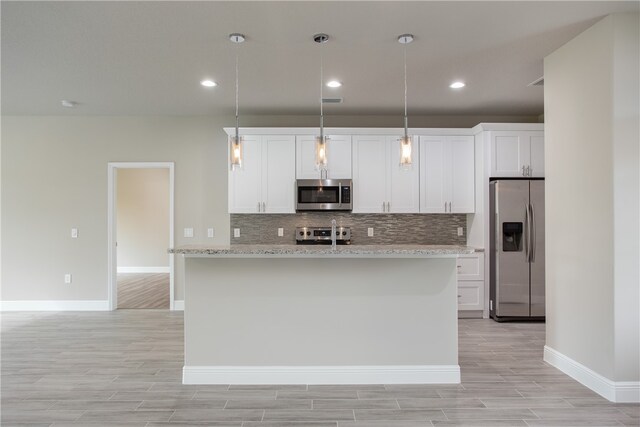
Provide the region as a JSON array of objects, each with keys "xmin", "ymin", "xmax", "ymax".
[
  {"xmin": 457, "ymin": 253, "xmax": 484, "ymax": 280},
  {"xmin": 457, "ymin": 281, "xmax": 484, "ymax": 311}
]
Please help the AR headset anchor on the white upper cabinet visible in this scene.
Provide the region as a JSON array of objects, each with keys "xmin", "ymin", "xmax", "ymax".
[
  {"xmin": 229, "ymin": 135, "xmax": 295, "ymax": 213},
  {"xmin": 420, "ymin": 135, "xmax": 475, "ymax": 214},
  {"xmin": 490, "ymin": 131, "xmax": 544, "ymax": 177},
  {"xmin": 352, "ymin": 135, "xmax": 420, "ymax": 213},
  {"xmin": 295, "ymin": 135, "xmax": 352, "ymax": 179}
]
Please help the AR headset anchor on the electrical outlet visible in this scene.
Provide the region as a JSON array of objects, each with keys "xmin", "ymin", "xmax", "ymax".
[
  {"xmin": 64, "ymin": 274, "xmax": 72, "ymax": 284},
  {"xmin": 367, "ymin": 227, "xmax": 374, "ymax": 237},
  {"xmin": 184, "ymin": 228, "xmax": 194, "ymax": 238},
  {"xmin": 71, "ymin": 228, "xmax": 78, "ymax": 238},
  {"xmin": 277, "ymin": 228, "xmax": 284, "ymax": 237},
  {"xmin": 457, "ymin": 227, "xmax": 464, "ymax": 237},
  {"xmin": 233, "ymin": 228, "xmax": 241, "ymax": 238},
  {"xmin": 207, "ymin": 228, "xmax": 215, "ymax": 238}
]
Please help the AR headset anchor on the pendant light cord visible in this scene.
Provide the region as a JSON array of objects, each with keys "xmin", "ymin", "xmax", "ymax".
[
  {"xmin": 235, "ymin": 44, "xmax": 239, "ymax": 139},
  {"xmin": 403, "ymin": 43, "xmax": 408, "ymax": 138},
  {"xmin": 320, "ymin": 46, "xmax": 324, "ymax": 140}
]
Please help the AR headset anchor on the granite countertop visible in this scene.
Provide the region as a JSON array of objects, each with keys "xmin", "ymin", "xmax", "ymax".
[{"xmin": 169, "ymin": 244, "xmax": 475, "ymax": 258}]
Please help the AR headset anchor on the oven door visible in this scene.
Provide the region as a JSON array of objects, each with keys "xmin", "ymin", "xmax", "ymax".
[{"xmin": 296, "ymin": 179, "xmax": 352, "ymax": 211}]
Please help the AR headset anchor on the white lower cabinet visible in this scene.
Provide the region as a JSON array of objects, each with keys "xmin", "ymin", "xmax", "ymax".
[
  {"xmin": 457, "ymin": 253, "xmax": 485, "ymax": 314},
  {"xmin": 228, "ymin": 135, "xmax": 296, "ymax": 213},
  {"xmin": 352, "ymin": 135, "xmax": 420, "ymax": 213}
]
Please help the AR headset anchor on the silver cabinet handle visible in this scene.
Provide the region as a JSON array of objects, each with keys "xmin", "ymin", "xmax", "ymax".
[
  {"xmin": 522, "ymin": 165, "xmax": 526, "ymax": 176},
  {"xmin": 387, "ymin": 202, "xmax": 390, "ymax": 212},
  {"xmin": 338, "ymin": 182, "xmax": 342, "ymax": 206},
  {"xmin": 262, "ymin": 202, "xmax": 266, "ymax": 213},
  {"xmin": 382, "ymin": 202, "xmax": 385, "ymax": 212},
  {"xmin": 449, "ymin": 202, "xmax": 452, "ymax": 212},
  {"xmin": 444, "ymin": 202, "xmax": 447, "ymax": 213},
  {"xmin": 257, "ymin": 202, "xmax": 261, "ymax": 212},
  {"xmin": 527, "ymin": 165, "xmax": 531, "ymax": 176}
]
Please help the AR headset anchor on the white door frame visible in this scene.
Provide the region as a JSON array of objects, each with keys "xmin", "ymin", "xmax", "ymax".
[{"xmin": 107, "ymin": 162, "xmax": 175, "ymax": 311}]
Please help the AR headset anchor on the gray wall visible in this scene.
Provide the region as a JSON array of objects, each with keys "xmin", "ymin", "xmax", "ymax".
[
  {"xmin": 231, "ymin": 213, "xmax": 466, "ymax": 245},
  {"xmin": 1, "ymin": 114, "xmax": 537, "ymax": 304},
  {"xmin": 117, "ymin": 168, "xmax": 170, "ymax": 269},
  {"xmin": 544, "ymin": 13, "xmax": 639, "ymax": 383}
]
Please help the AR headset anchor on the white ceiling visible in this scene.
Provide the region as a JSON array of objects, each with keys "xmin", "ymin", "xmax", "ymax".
[{"xmin": 2, "ymin": 1, "xmax": 638, "ymax": 116}]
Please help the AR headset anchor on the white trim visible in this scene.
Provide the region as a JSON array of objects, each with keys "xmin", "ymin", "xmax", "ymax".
[
  {"xmin": 116, "ymin": 266, "xmax": 170, "ymax": 274},
  {"xmin": 183, "ymin": 365, "xmax": 460, "ymax": 385},
  {"xmin": 544, "ymin": 346, "xmax": 640, "ymax": 403},
  {"xmin": 1, "ymin": 300, "xmax": 109, "ymax": 311},
  {"xmin": 173, "ymin": 300, "xmax": 184, "ymax": 311},
  {"xmin": 107, "ymin": 162, "xmax": 176, "ymax": 311},
  {"xmin": 223, "ymin": 127, "xmax": 476, "ymax": 137}
]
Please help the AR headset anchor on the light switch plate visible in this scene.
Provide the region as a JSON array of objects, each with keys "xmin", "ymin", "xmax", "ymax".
[
  {"xmin": 207, "ymin": 228, "xmax": 215, "ymax": 238},
  {"xmin": 64, "ymin": 274, "xmax": 72, "ymax": 284},
  {"xmin": 184, "ymin": 228, "xmax": 194, "ymax": 238},
  {"xmin": 457, "ymin": 227, "xmax": 464, "ymax": 237},
  {"xmin": 233, "ymin": 228, "xmax": 240, "ymax": 238},
  {"xmin": 277, "ymin": 228, "xmax": 284, "ymax": 237},
  {"xmin": 71, "ymin": 228, "xmax": 78, "ymax": 238},
  {"xmin": 367, "ymin": 227, "xmax": 374, "ymax": 237}
]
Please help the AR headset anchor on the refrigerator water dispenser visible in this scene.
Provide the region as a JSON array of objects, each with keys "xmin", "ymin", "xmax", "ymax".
[{"xmin": 502, "ymin": 222, "xmax": 523, "ymax": 251}]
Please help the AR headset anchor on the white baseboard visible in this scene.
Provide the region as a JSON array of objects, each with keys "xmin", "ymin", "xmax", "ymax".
[
  {"xmin": 0, "ymin": 300, "xmax": 110, "ymax": 311},
  {"xmin": 117, "ymin": 266, "xmax": 170, "ymax": 274},
  {"xmin": 183, "ymin": 365, "xmax": 460, "ymax": 385},
  {"xmin": 173, "ymin": 300, "xmax": 184, "ymax": 311},
  {"xmin": 544, "ymin": 346, "xmax": 640, "ymax": 403}
]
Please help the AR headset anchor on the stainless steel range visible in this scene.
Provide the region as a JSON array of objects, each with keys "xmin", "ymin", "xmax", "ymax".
[{"xmin": 295, "ymin": 226, "xmax": 351, "ymax": 245}]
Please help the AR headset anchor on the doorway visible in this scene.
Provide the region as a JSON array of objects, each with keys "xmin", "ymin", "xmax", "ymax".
[{"xmin": 108, "ymin": 162, "xmax": 175, "ymax": 310}]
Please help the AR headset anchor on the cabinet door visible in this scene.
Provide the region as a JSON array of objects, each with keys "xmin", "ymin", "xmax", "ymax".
[
  {"xmin": 420, "ymin": 136, "xmax": 447, "ymax": 213},
  {"xmin": 450, "ymin": 136, "xmax": 475, "ymax": 213},
  {"xmin": 295, "ymin": 135, "xmax": 319, "ymax": 179},
  {"xmin": 262, "ymin": 135, "xmax": 296, "ymax": 213},
  {"xmin": 491, "ymin": 131, "xmax": 529, "ymax": 177},
  {"xmin": 528, "ymin": 133, "xmax": 545, "ymax": 177},
  {"xmin": 228, "ymin": 136, "xmax": 262, "ymax": 213},
  {"xmin": 326, "ymin": 135, "xmax": 352, "ymax": 179},
  {"xmin": 388, "ymin": 136, "xmax": 420, "ymax": 213},
  {"xmin": 457, "ymin": 281, "xmax": 484, "ymax": 311},
  {"xmin": 352, "ymin": 135, "xmax": 387, "ymax": 213}
]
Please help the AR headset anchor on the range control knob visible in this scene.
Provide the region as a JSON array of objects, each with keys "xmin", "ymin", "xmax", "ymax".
[
  {"xmin": 299, "ymin": 231, "xmax": 304, "ymax": 236},
  {"xmin": 306, "ymin": 231, "xmax": 311, "ymax": 236},
  {"xmin": 342, "ymin": 231, "xmax": 347, "ymax": 236}
]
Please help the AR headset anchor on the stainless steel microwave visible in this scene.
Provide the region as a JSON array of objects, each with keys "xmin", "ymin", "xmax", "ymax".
[{"xmin": 295, "ymin": 179, "xmax": 352, "ymax": 211}]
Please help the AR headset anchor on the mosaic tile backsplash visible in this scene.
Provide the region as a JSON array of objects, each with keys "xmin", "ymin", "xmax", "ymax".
[{"xmin": 231, "ymin": 213, "xmax": 467, "ymax": 245}]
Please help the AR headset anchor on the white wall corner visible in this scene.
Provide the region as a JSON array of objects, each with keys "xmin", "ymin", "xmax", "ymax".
[
  {"xmin": 544, "ymin": 346, "xmax": 640, "ymax": 403},
  {"xmin": 173, "ymin": 300, "xmax": 184, "ymax": 311},
  {"xmin": 0, "ymin": 300, "xmax": 110, "ymax": 311}
]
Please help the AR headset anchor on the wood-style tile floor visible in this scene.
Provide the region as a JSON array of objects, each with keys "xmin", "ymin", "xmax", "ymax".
[
  {"xmin": 117, "ymin": 273, "xmax": 170, "ymax": 309},
  {"xmin": 1, "ymin": 311, "xmax": 638, "ymax": 426}
]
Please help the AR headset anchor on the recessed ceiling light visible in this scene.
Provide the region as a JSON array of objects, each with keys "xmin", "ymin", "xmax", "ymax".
[
  {"xmin": 326, "ymin": 80, "xmax": 342, "ymax": 88},
  {"xmin": 450, "ymin": 81, "xmax": 466, "ymax": 89},
  {"xmin": 200, "ymin": 79, "xmax": 217, "ymax": 87},
  {"xmin": 61, "ymin": 100, "xmax": 78, "ymax": 108}
]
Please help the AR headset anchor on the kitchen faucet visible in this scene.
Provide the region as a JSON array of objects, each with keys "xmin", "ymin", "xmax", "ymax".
[{"xmin": 331, "ymin": 219, "xmax": 337, "ymax": 250}]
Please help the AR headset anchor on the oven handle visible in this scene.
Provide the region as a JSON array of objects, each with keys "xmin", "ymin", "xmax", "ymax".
[{"xmin": 339, "ymin": 182, "xmax": 342, "ymax": 206}]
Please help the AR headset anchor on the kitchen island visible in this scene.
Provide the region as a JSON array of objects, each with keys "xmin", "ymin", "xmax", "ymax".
[{"xmin": 170, "ymin": 244, "xmax": 473, "ymax": 385}]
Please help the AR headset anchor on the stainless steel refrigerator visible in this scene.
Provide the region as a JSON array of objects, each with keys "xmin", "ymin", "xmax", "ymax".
[{"xmin": 490, "ymin": 179, "xmax": 545, "ymax": 321}]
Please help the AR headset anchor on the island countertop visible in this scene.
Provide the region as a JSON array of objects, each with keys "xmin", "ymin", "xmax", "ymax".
[{"xmin": 169, "ymin": 244, "xmax": 474, "ymax": 258}]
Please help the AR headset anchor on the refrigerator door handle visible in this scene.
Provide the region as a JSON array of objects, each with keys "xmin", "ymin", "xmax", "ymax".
[
  {"xmin": 530, "ymin": 203, "xmax": 536, "ymax": 263},
  {"xmin": 524, "ymin": 204, "xmax": 530, "ymax": 261}
]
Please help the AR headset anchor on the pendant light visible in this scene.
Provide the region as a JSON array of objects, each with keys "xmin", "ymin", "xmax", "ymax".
[
  {"xmin": 229, "ymin": 33, "xmax": 245, "ymax": 170},
  {"xmin": 314, "ymin": 33, "xmax": 329, "ymax": 171},
  {"xmin": 398, "ymin": 33, "xmax": 413, "ymax": 167}
]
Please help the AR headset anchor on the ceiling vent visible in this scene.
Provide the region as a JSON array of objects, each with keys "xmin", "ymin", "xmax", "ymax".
[
  {"xmin": 321, "ymin": 97, "xmax": 343, "ymax": 104},
  {"xmin": 528, "ymin": 76, "xmax": 544, "ymax": 87}
]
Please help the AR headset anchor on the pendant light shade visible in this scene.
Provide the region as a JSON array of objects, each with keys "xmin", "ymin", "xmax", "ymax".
[
  {"xmin": 398, "ymin": 33, "xmax": 413, "ymax": 167},
  {"xmin": 314, "ymin": 33, "xmax": 329, "ymax": 171},
  {"xmin": 230, "ymin": 33, "xmax": 245, "ymax": 170}
]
